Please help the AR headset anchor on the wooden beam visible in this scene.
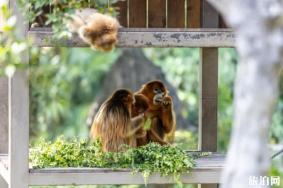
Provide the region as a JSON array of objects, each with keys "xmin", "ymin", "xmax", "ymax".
[
  {"xmin": 28, "ymin": 28, "xmax": 235, "ymax": 47},
  {"xmin": 187, "ymin": 0, "xmax": 201, "ymax": 28},
  {"xmin": 199, "ymin": 48, "xmax": 218, "ymax": 152},
  {"xmin": 8, "ymin": 0, "xmax": 29, "ymax": 188},
  {"xmin": 0, "ymin": 153, "xmax": 224, "ymax": 185},
  {"xmin": 201, "ymin": 0, "xmax": 219, "ymax": 28},
  {"xmin": 167, "ymin": 0, "xmax": 185, "ymax": 28},
  {"xmin": 0, "ymin": 77, "xmax": 8, "ymax": 154},
  {"xmin": 129, "ymin": 0, "xmax": 146, "ymax": 27},
  {"xmin": 28, "ymin": 154, "xmax": 224, "ymax": 185},
  {"xmin": 29, "ymin": 168, "xmax": 221, "ymax": 185},
  {"xmin": 198, "ymin": 1, "xmax": 219, "ymax": 188},
  {"xmin": 114, "ymin": 0, "xmax": 128, "ymax": 27},
  {"xmin": 148, "ymin": 0, "xmax": 166, "ymax": 28}
]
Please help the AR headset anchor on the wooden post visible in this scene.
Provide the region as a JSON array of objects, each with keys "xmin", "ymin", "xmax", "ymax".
[
  {"xmin": 199, "ymin": 1, "xmax": 219, "ymax": 188},
  {"xmin": 8, "ymin": 0, "xmax": 29, "ymax": 188},
  {"xmin": 0, "ymin": 78, "xmax": 8, "ymax": 154}
]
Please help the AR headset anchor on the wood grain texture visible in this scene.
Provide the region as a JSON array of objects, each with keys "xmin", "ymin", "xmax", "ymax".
[
  {"xmin": 201, "ymin": 0, "xmax": 219, "ymax": 28},
  {"xmin": 199, "ymin": 3, "xmax": 219, "ymax": 188},
  {"xmin": 8, "ymin": 0, "xmax": 29, "ymax": 188},
  {"xmin": 148, "ymin": 0, "xmax": 166, "ymax": 28},
  {"xmin": 187, "ymin": 0, "xmax": 201, "ymax": 28},
  {"xmin": 199, "ymin": 48, "xmax": 218, "ymax": 152},
  {"xmin": 114, "ymin": 0, "xmax": 128, "ymax": 27},
  {"xmin": 129, "ymin": 0, "xmax": 146, "ymax": 27},
  {"xmin": 0, "ymin": 154, "xmax": 224, "ymax": 185},
  {"xmin": 28, "ymin": 28, "xmax": 235, "ymax": 47},
  {"xmin": 199, "ymin": 0, "xmax": 219, "ymax": 152},
  {"xmin": 0, "ymin": 78, "xmax": 8, "ymax": 154},
  {"xmin": 167, "ymin": 0, "xmax": 185, "ymax": 28}
]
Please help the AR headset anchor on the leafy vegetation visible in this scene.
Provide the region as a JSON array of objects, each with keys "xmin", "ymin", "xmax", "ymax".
[
  {"xmin": 29, "ymin": 48, "xmax": 120, "ymax": 141},
  {"xmin": 1, "ymin": 0, "xmax": 282, "ymax": 186},
  {"xmin": 30, "ymin": 136, "xmax": 199, "ymax": 184},
  {"xmin": 0, "ymin": 2, "xmax": 29, "ymax": 77}
]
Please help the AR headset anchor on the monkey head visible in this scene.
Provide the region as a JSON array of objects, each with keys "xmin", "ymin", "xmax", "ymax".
[
  {"xmin": 108, "ymin": 89, "xmax": 134, "ymax": 112},
  {"xmin": 138, "ymin": 80, "xmax": 168, "ymax": 109},
  {"xmin": 78, "ymin": 13, "xmax": 119, "ymax": 52},
  {"xmin": 131, "ymin": 94, "xmax": 149, "ymax": 117}
]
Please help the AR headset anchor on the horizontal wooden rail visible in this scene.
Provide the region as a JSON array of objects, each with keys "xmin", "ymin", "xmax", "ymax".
[
  {"xmin": 28, "ymin": 28, "xmax": 235, "ymax": 48},
  {"xmin": 0, "ymin": 154, "xmax": 224, "ymax": 185}
]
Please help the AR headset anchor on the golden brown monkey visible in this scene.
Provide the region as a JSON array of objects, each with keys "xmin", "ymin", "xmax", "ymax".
[
  {"xmin": 136, "ymin": 80, "xmax": 176, "ymax": 146},
  {"xmin": 66, "ymin": 8, "xmax": 120, "ymax": 52},
  {"xmin": 90, "ymin": 89, "xmax": 145, "ymax": 152}
]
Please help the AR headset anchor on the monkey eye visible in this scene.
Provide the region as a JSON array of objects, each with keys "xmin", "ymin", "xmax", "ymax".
[{"xmin": 153, "ymin": 88, "xmax": 162, "ymax": 94}]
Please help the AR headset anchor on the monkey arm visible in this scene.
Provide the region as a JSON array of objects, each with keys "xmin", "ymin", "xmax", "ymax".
[
  {"xmin": 147, "ymin": 118, "xmax": 169, "ymax": 145},
  {"xmin": 123, "ymin": 114, "xmax": 145, "ymax": 138},
  {"xmin": 160, "ymin": 96, "xmax": 176, "ymax": 134},
  {"xmin": 161, "ymin": 108, "xmax": 175, "ymax": 133},
  {"xmin": 148, "ymin": 128, "xmax": 169, "ymax": 145}
]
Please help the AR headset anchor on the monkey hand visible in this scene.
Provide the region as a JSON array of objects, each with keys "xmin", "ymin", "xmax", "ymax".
[
  {"xmin": 162, "ymin": 96, "xmax": 172, "ymax": 109},
  {"xmin": 153, "ymin": 93, "xmax": 164, "ymax": 105}
]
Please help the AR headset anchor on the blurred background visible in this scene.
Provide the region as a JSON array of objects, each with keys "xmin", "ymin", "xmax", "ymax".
[{"xmin": 28, "ymin": 47, "xmax": 283, "ymax": 187}]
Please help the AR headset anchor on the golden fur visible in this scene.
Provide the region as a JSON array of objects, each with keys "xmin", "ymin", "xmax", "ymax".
[
  {"xmin": 136, "ymin": 80, "xmax": 176, "ymax": 146},
  {"xmin": 66, "ymin": 8, "xmax": 120, "ymax": 52},
  {"xmin": 90, "ymin": 89, "xmax": 145, "ymax": 152}
]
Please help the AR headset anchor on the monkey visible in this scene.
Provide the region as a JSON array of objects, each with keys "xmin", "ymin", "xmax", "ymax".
[
  {"xmin": 90, "ymin": 89, "xmax": 145, "ymax": 152},
  {"xmin": 66, "ymin": 8, "xmax": 120, "ymax": 52},
  {"xmin": 136, "ymin": 80, "xmax": 176, "ymax": 146}
]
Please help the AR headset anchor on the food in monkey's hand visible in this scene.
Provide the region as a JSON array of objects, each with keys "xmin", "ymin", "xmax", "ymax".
[
  {"xmin": 90, "ymin": 89, "xmax": 145, "ymax": 152},
  {"xmin": 136, "ymin": 80, "xmax": 176, "ymax": 146},
  {"xmin": 66, "ymin": 8, "xmax": 120, "ymax": 52}
]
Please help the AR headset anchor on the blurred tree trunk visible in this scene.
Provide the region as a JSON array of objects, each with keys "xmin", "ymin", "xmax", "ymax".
[
  {"xmin": 87, "ymin": 49, "xmax": 188, "ymax": 130},
  {"xmin": 207, "ymin": 0, "xmax": 283, "ymax": 188},
  {"xmin": 0, "ymin": 77, "xmax": 8, "ymax": 153}
]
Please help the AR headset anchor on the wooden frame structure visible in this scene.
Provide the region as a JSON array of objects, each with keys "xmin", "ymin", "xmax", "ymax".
[{"xmin": 0, "ymin": 0, "xmax": 236, "ymax": 187}]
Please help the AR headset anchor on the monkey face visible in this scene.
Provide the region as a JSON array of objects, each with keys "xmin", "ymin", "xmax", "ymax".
[{"xmin": 140, "ymin": 81, "xmax": 168, "ymax": 106}]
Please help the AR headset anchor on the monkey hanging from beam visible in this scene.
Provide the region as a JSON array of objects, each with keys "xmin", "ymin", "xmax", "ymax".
[{"xmin": 66, "ymin": 8, "xmax": 120, "ymax": 52}]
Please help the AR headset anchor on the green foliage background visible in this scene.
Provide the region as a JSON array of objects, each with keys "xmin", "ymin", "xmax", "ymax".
[
  {"xmin": 29, "ymin": 47, "xmax": 283, "ymax": 149},
  {"xmin": 28, "ymin": 47, "xmax": 283, "ymax": 188},
  {"xmin": 1, "ymin": 0, "xmax": 282, "ymax": 187}
]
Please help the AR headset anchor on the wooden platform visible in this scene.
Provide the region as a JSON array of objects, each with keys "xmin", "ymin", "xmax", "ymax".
[
  {"xmin": 28, "ymin": 28, "xmax": 235, "ymax": 48},
  {"xmin": 0, "ymin": 153, "xmax": 224, "ymax": 185}
]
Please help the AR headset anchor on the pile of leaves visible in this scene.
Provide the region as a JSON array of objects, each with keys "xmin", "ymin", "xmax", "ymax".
[{"xmin": 30, "ymin": 136, "xmax": 198, "ymax": 183}]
